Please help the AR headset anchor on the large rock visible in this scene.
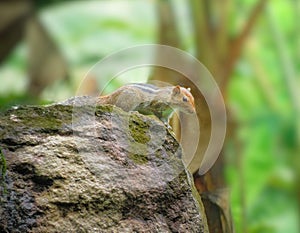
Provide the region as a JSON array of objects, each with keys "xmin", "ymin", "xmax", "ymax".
[{"xmin": 0, "ymin": 97, "xmax": 208, "ymax": 233}]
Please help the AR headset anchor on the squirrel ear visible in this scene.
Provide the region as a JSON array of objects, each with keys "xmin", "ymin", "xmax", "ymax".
[{"xmin": 172, "ymin": 86, "xmax": 181, "ymax": 95}]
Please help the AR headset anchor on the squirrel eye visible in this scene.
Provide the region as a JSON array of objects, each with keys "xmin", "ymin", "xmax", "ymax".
[{"xmin": 182, "ymin": 96, "xmax": 188, "ymax": 102}]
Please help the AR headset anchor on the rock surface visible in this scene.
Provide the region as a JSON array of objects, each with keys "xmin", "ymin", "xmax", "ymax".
[{"xmin": 0, "ymin": 97, "xmax": 208, "ymax": 233}]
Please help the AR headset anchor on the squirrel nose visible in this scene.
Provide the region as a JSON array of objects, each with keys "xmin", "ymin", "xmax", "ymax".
[
  {"xmin": 187, "ymin": 106, "xmax": 196, "ymax": 114},
  {"xmin": 192, "ymin": 105, "xmax": 196, "ymax": 113}
]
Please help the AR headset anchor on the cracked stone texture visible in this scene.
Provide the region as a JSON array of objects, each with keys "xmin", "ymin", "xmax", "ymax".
[{"xmin": 0, "ymin": 97, "xmax": 208, "ymax": 233}]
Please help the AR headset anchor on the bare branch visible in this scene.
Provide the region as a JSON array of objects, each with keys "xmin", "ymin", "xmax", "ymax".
[
  {"xmin": 189, "ymin": 0, "xmax": 216, "ymax": 69},
  {"xmin": 156, "ymin": 0, "xmax": 181, "ymax": 48},
  {"xmin": 222, "ymin": 0, "xmax": 267, "ymax": 87},
  {"xmin": 215, "ymin": 0, "xmax": 231, "ymax": 62}
]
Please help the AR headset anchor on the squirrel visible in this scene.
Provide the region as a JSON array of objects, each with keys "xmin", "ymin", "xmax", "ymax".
[{"xmin": 97, "ymin": 83, "xmax": 195, "ymax": 125}]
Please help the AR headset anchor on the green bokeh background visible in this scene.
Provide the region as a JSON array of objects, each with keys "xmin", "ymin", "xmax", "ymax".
[{"xmin": 0, "ymin": 1, "xmax": 299, "ymax": 232}]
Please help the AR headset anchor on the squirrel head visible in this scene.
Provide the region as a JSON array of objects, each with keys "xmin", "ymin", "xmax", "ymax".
[{"xmin": 171, "ymin": 85, "xmax": 195, "ymax": 114}]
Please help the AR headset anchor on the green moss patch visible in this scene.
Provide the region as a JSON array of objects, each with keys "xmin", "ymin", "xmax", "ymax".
[
  {"xmin": 0, "ymin": 147, "xmax": 7, "ymax": 195},
  {"xmin": 128, "ymin": 153, "xmax": 149, "ymax": 165},
  {"xmin": 128, "ymin": 114, "xmax": 151, "ymax": 144},
  {"xmin": 0, "ymin": 148, "xmax": 6, "ymax": 181},
  {"xmin": 95, "ymin": 104, "xmax": 115, "ymax": 114}
]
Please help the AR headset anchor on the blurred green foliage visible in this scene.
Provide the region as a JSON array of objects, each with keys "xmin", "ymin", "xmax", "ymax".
[
  {"xmin": 0, "ymin": 1, "xmax": 299, "ymax": 233},
  {"xmin": 227, "ymin": 1, "xmax": 299, "ymax": 233}
]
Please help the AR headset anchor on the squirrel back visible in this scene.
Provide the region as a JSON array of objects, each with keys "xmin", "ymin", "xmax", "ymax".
[{"xmin": 97, "ymin": 83, "xmax": 195, "ymax": 123}]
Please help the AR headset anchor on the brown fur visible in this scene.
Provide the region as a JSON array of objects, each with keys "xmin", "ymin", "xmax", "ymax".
[{"xmin": 97, "ymin": 84, "xmax": 195, "ymax": 123}]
